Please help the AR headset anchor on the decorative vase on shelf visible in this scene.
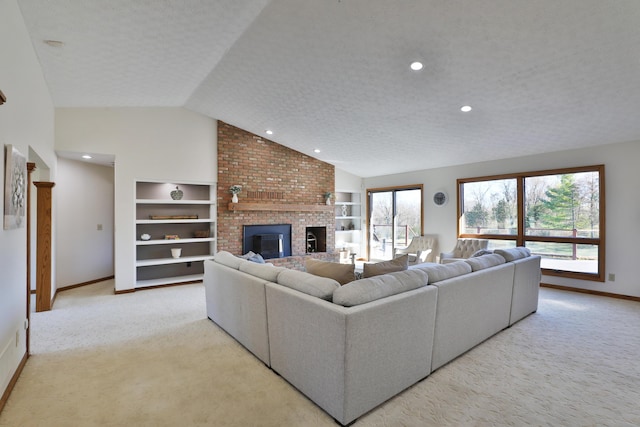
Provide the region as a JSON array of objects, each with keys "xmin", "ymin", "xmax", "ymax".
[
  {"xmin": 326, "ymin": 198, "xmax": 331, "ymax": 205},
  {"xmin": 232, "ymin": 193, "xmax": 239, "ymax": 203},
  {"xmin": 341, "ymin": 204, "xmax": 348, "ymax": 217},
  {"xmin": 170, "ymin": 186, "xmax": 183, "ymax": 200},
  {"xmin": 171, "ymin": 248, "xmax": 182, "ymax": 258}
]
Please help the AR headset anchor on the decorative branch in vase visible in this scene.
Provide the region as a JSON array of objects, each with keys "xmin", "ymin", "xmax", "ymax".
[
  {"xmin": 229, "ymin": 185, "xmax": 242, "ymax": 203},
  {"xmin": 324, "ymin": 192, "xmax": 333, "ymax": 205}
]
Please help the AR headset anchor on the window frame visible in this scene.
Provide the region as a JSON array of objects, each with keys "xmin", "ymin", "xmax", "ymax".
[{"xmin": 457, "ymin": 165, "xmax": 605, "ymax": 282}]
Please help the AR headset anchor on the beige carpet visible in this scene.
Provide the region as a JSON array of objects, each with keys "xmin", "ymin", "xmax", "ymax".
[{"xmin": 1, "ymin": 281, "xmax": 639, "ymax": 426}]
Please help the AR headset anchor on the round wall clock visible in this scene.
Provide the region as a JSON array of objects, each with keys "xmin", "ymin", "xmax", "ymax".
[{"xmin": 433, "ymin": 191, "xmax": 448, "ymax": 207}]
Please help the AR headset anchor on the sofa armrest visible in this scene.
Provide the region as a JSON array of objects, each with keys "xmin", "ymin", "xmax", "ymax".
[
  {"xmin": 265, "ymin": 282, "xmax": 437, "ymax": 425},
  {"xmin": 509, "ymin": 255, "xmax": 541, "ymax": 325}
]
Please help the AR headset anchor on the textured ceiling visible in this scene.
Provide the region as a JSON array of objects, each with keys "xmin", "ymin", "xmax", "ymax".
[{"xmin": 18, "ymin": 0, "xmax": 640, "ymax": 177}]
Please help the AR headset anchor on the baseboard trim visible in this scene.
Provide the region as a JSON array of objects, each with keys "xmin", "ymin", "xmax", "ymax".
[
  {"xmin": 57, "ymin": 276, "xmax": 115, "ymax": 293},
  {"xmin": 541, "ymin": 283, "xmax": 640, "ymax": 302},
  {"xmin": 114, "ymin": 280, "xmax": 202, "ymax": 295},
  {"xmin": 0, "ymin": 352, "xmax": 28, "ymax": 414}
]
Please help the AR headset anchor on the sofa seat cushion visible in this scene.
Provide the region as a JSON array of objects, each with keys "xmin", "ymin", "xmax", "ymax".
[
  {"xmin": 276, "ymin": 269, "xmax": 340, "ymax": 301},
  {"xmin": 362, "ymin": 254, "xmax": 409, "ymax": 278},
  {"xmin": 494, "ymin": 247, "xmax": 531, "ymax": 262},
  {"xmin": 214, "ymin": 250, "xmax": 245, "ymax": 269},
  {"xmin": 305, "ymin": 258, "xmax": 356, "ymax": 285},
  {"xmin": 414, "ymin": 261, "xmax": 472, "ymax": 283},
  {"xmin": 238, "ymin": 260, "xmax": 285, "ymax": 282},
  {"xmin": 465, "ymin": 253, "xmax": 506, "ymax": 271},
  {"xmin": 333, "ymin": 269, "xmax": 429, "ymax": 307}
]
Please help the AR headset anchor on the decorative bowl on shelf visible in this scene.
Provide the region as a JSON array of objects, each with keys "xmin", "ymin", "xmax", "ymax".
[
  {"xmin": 194, "ymin": 230, "xmax": 210, "ymax": 238},
  {"xmin": 140, "ymin": 233, "xmax": 151, "ymax": 241}
]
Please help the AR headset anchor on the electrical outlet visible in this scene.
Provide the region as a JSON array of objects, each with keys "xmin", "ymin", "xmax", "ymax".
[
  {"xmin": 97, "ymin": 224, "xmax": 103, "ymax": 231},
  {"xmin": 608, "ymin": 273, "xmax": 616, "ymax": 282}
]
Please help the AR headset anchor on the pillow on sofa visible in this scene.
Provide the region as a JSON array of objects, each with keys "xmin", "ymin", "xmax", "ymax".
[
  {"xmin": 239, "ymin": 261, "xmax": 284, "ymax": 282},
  {"xmin": 414, "ymin": 261, "xmax": 472, "ymax": 284},
  {"xmin": 333, "ymin": 269, "xmax": 429, "ymax": 307},
  {"xmin": 276, "ymin": 269, "xmax": 340, "ymax": 301},
  {"xmin": 214, "ymin": 250, "xmax": 244, "ymax": 269},
  {"xmin": 494, "ymin": 247, "xmax": 531, "ymax": 262},
  {"xmin": 471, "ymin": 249, "xmax": 494, "ymax": 257},
  {"xmin": 305, "ymin": 258, "xmax": 355, "ymax": 285},
  {"xmin": 465, "ymin": 253, "xmax": 506, "ymax": 271},
  {"xmin": 362, "ymin": 254, "xmax": 409, "ymax": 278}
]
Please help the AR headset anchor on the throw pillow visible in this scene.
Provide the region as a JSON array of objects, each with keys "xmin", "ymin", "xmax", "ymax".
[
  {"xmin": 465, "ymin": 253, "xmax": 506, "ymax": 271},
  {"xmin": 362, "ymin": 254, "xmax": 409, "ymax": 278},
  {"xmin": 494, "ymin": 247, "xmax": 531, "ymax": 262},
  {"xmin": 333, "ymin": 269, "xmax": 429, "ymax": 307},
  {"xmin": 305, "ymin": 258, "xmax": 355, "ymax": 285},
  {"xmin": 471, "ymin": 249, "xmax": 494, "ymax": 257},
  {"xmin": 276, "ymin": 269, "xmax": 340, "ymax": 301}
]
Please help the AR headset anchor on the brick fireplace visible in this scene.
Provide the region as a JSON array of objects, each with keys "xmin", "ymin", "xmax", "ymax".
[{"xmin": 217, "ymin": 121, "xmax": 337, "ymax": 269}]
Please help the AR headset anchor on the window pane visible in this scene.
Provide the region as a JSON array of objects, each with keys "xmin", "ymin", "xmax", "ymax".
[
  {"xmin": 370, "ymin": 191, "xmax": 393, "ymax": 260},
  {"xmin": 486, "ymin": 240, "xmax": 517, "ymax": 250},
  {"xmin": 394, "ymin": 189, "xmax": 422, "ymax": 249},
  {"xmin": 461, "ymin": 179, "xmax": 517, "ymax": 235},
  {"xmin": 525, "ymin": 172, "xmax": 600, "ymax": 238},
  {"xmin": 526, "ymin": 241, "xmax": 599, "ymax": 274}
]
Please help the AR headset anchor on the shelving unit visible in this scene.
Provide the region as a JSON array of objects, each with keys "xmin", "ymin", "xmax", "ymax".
[
  {"xmin": 135, "ymin": 181, "xmax": 216, "ymax": 288},
  {"xmin": 334, "ymin": 191, "xmax": 363, "ymax": 263}
]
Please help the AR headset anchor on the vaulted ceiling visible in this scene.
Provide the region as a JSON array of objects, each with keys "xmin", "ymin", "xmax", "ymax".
[{"xmin": 17, "ymin": 0, "xmax": 640, "ymax": 177}]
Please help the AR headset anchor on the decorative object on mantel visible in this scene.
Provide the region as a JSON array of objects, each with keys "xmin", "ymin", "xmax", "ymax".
[
  {"xmin": 324, "ymin": 192, "xmax": 333, "ymax": 205},
  {"xmin": 140, "ymin": 233, "xmax": 151, "ymax": 241},
  {"xmin": 229, "ymin": 185, "xmax": 242, "ymax": 203},
  {"xmin": 170, "ymin": 186, "xmax": 183, "ymax": 200},
  {"xmin": 0, "ymin": 89, "xmax": 6, "ymax": 105}
]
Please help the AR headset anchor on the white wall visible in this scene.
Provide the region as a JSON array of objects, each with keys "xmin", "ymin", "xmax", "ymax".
[
  {"xmin": 364, "ymin": 140, "xmax": 640, "ymax": 298},
  {"xmin": 0, "ymin": 0, "xmax": 56, "ymax": 402},
  {"xmin": 56, "ymin": 158, "xmax": 114, "ymax": 287},
  {"xmin": 55, "ymin": 108, "xmax": 217, "ymax": 292}
]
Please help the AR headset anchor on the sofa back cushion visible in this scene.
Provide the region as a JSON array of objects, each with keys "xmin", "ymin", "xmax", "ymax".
[
  {"xmin": 465, "ymin": 253, "xmax": 506, "ymax": 271},
  {"xmin": 494, "ymin": 247, "xmax": 531, "ymax": 262},
  {"xmin": 362, "ymin": 254, "xmax": 409, "ymax": 278},
  {"xmin": 305, "ymin": 258, "xmax": 356, "ymax": 285},
  {"xmin": 276, "ymin": 269, "xmax": 340, "ymax": 301},
  {"xmin": 333, "ymin": 269, "xmax": 429, "ymax": 307},
  {"xmin": 214, "ymin": 250, "xmax": 244, "ymax": 269},
  {"xmin": 238, "ymin": 260, "xmax": 285, "ymax": 282},
  {"xmin": 414, "ymin": 261, "xmax": 472, "ymax": 284}
]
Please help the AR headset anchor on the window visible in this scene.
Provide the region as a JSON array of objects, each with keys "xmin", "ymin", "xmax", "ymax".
[
  {"xmin": 458, "ymin": 165, "xmax": 605, "ymax": 281},
  {"xmin": 367, "ymin": 185, "xmax": 423, "ymax": 261}
]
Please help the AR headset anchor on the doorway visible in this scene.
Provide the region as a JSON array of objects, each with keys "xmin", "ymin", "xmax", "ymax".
[{"xmin": 367, "ymin": 185, "xmax": 423, "ymax": 261}]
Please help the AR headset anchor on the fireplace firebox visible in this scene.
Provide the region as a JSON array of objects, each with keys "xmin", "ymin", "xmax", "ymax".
[
  {"xmin": 306, "ymin": 226, "xmax": 327, "ymax": 253},
  {"xmin": 243, "ymin": 224, "xmax": 292, "ymax": 259}
]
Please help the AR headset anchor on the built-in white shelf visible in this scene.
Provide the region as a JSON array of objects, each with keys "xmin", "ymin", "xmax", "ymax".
[{"xmin": 135, "ymin": 181, "xmax": 216, "ymax": 288}]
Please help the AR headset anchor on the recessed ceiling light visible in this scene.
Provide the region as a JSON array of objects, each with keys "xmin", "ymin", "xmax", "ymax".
[
  {"xmin": 460, "ymin": 105, "xmax": 472, "ymax": 112},
  {"xmin": 266, "ymin": 130, "xmax": 273, "ymax": 135},
  {"xmin": 43, "ymin": 39, "xmax": 65, "ymax": 48},
  {"xmin": 410, "ymin": 61, "xmax": 423, "ymax": 71},
  {"xmin": 82, "ymin": 154, "xmax": 92, "ymax": 159},
  {"xmin": 314, "ymin": 149, "xmax": 321, "ymax": 153}
]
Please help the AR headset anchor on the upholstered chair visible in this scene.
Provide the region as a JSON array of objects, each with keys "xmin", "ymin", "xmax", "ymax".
[
  {"xmin": 440, "ymin": 238, "xmax": 489, "ymax": 264},
  {"xmin": 393, "ymin": 235, "xmax": 438, "ymax": 265}
]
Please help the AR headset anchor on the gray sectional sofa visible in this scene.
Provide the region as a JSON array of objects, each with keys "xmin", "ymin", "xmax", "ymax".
[{"xmin": 204, "ymin": 248, "xmax": 541, "ymax": 426}]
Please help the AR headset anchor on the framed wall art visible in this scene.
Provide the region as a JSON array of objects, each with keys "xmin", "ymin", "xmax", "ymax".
[{"xmin": 4, "ymin": 144, "xmax": 27, "ymax": 230}]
